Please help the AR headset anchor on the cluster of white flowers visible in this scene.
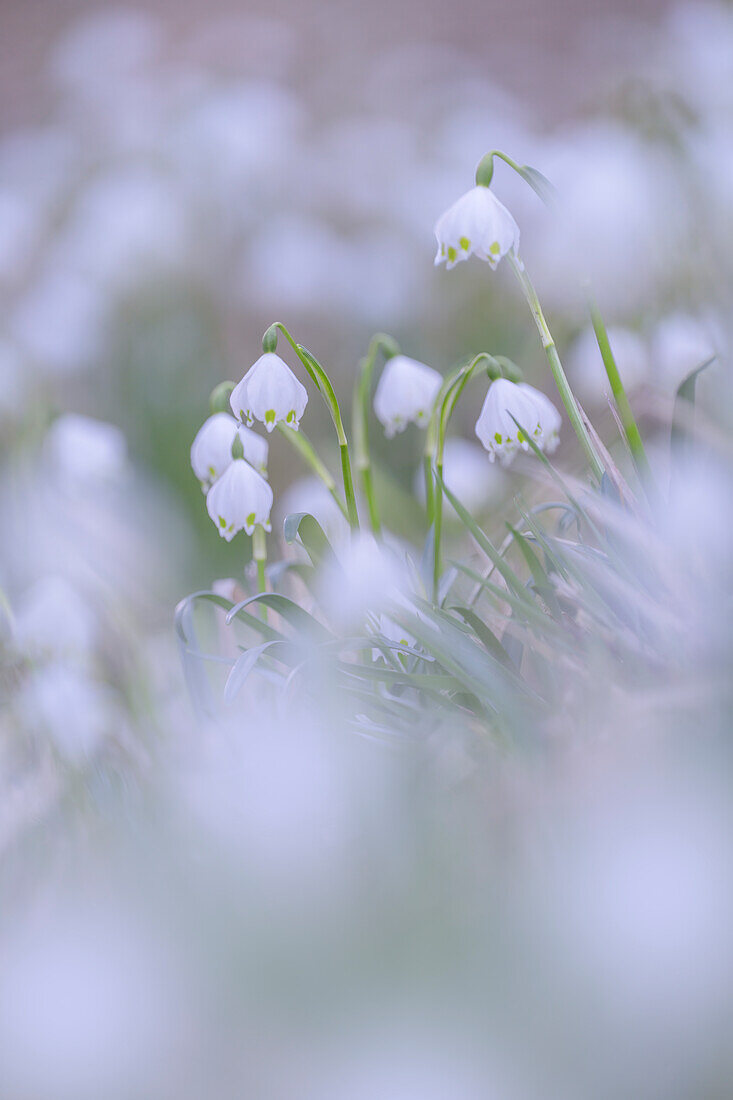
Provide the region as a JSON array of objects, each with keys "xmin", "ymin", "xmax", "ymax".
[{"xmin": 192, "ymin": 352, "xmax": 309, "ymax": 540}]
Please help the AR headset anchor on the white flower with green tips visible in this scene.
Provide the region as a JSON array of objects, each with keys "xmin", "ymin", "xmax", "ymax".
[
  {"xmin": 475, "ymin": 378, "xmax": 560, "ymax": 465},
  {"xmin": 373, "ymin": 354, "xmax": 442, "ymax": 438},
  {"xmin": 191, "ymin": 412, "xmax": 269, "ymax": 490},
  {"xmin": 434, "ymin": 185, "xmax": 519, "ymax": 271},
  {"xmin": 206, "ymin": 458, "xmax": 273, "ymax": 541},
  {"xmin": 230, "ymin": 353, "xmax": 308, "ymax": 433}
]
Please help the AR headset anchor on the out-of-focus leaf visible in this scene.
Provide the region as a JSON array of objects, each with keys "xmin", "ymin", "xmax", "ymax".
[{"xmin": 226, "ymin": 592, "xmax": 333, "ymax": 642}]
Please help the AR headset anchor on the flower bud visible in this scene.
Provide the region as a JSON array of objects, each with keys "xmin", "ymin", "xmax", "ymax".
[
  {"xmin": 230, "ymin": 353, "xmax": 308, "ymax": 433},
  {"xmin": 373, "ymin": 354, "xmax": 442, "ymax": 439},
  {"xmin": 262, "ymin": 324, "xmax": 279, "ymax": 354},
  {"xmin": 475, "ymin": 378, "xmax": 560, "ymax": 465},
  {"xmin": 434, "ymin": 186, "xmax": 519, "ymax": 271},
  {"xmin": 205, "ymin": 458, "xmax": 273, "ymax": 541}
]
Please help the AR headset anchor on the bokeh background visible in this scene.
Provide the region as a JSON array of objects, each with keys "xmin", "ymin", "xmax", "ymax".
[{"xmin": 1, "ymin": 2, "xmax": 732, "ymax": 1097}]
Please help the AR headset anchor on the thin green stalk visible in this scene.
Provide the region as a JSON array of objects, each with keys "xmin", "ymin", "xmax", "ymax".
[
  {"xmin": 252, "ymin": 525, "xmax": 268, "ymax": 622},
  {"xmin": 277, "ymin": 423, "xmax": 349, "ymax": 521},
  {"xmin": 590, "ymin": 302, "xmax": 656, "ymax": 498},
  {"xmin": 271, "ymin": 322, "xmax": 359, "ymax": 529},
  {"xmin": 429, "ymin": 353, "xmax": 499, "ymax": 600},
  {"xmin": 507, "ymin": 254, "xmax": 605, "ymax": 483},
  {"xmin": 353, "ymin": 333, "xmax": 398, "ymax": 536}
]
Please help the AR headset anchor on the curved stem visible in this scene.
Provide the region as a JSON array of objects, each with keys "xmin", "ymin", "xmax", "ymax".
[
  {"xmin": 429, "ymin": 353, "xmax": 499, "ymax": 600},
  {"xmin": 507, "ymin": 255, "xmax": 605, "ymax": 483},
  {"xmin": 271, "ymin": 322, "xmax": 359, "ymax": 529}
]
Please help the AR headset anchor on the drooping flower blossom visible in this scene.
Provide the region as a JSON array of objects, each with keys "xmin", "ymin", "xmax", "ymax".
[
  {"xmin": 434, "ymin": 185, "xmax": 519, "ymax": 271},
  {"xmin": 206, "ymin": 459, "xmax": 273, "ymax": 541},
  {"xmin": 191, "ymin": 412, "xmax": 268, "ymax": 490},
  {"xmin": 373, "ymin": 354, "xmax": 442, "ymax": 438},
  {"xmin": 230, "ymin": 353, "xmax": 308, "ymax": 433},
  {"xmin": 475, "ymin": 378, "xmax": 560, "ymax": 465}
]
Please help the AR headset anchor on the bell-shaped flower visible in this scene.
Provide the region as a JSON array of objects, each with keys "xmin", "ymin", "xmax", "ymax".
[
  {"xmin": 206, "ymin": 458, "xmax": 273, "ymax": 541},
  {"xmin": 475, "ymin": 378, "xmax": 561, "ymax": 465},
  {"xmin": 373, "ymin": 354, "xmax": 442, "ymax": 438},
  {"xmin": 434, "ymin": 185, "xmax": 520, "ymax": 271},
  {"xmin": 191, "ymin": 413, "xmax": 269, "ymax": 490},
  {"xmin": 230, "ymin": 352, "xmax": 308, "ymax": 433}
]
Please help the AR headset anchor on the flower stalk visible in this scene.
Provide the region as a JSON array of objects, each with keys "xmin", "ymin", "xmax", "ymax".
[
  {"xmin": 507, "ymin": 254, "xmax": 606, "ymax": 483},
  {"xmin": 268, "ymin": 322, "xmax": 359, "ymax": 529},
  {"xmin": 252, "ymin": 524, "xmax": 268, "ymax": 622}
]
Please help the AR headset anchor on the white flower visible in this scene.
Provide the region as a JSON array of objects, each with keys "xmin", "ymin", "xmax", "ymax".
[
  {"xmin": 475, "ymin": 378, "xmax": 561, "ymax": 465},
  {"xmin": 230, "ymin": 352, "xmax": 308, "ymax": 432},
  {"xmin": 206, "ymin": 458, "xmax": 273, "ymax": 541},
  {"xmin": 373, "ymin": 354, "xmax": 442, "ymax": 438},
  {"xmin": 191, "ymin": 412, "xmax": 268, "ymax": 490},
  {"xmin": 434, "ymin": 185, "xmax": 520, "ymax": 270}
]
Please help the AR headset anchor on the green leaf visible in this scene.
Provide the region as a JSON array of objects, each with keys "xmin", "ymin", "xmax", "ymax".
[
  {"xmin": 283, "ymin": 511, "xmax": 338, "ymax": 570},
  {"xmin": 224, "ymin": 639, "xmax": 300, "ymax": 703},
  {"xmin": 517, "ymin": 164, "xmax": 558, "ymax": 206},
  {"xmin": 449, "ymin": 605, "xmax": 517, "ymax": 670},
  {"xmin": 436, "ymin": 473, "xmax": 527, "ymax": 598},
  {"xmin": 225, "ymin": 592, "xmax": 333, "ymax": 643}
]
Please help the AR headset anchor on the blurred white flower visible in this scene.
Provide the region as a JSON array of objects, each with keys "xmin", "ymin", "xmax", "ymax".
[
  {"xmin": 434, "ymin": 185, "xmax": 519, "ymax": 270},
  {"xmin": 373, "ymin": 354, "xmax": 442, "ymax": 438},
  {"xmin": 230, "ymin": 352, "xmax": 308, "ymax": 433},
  {"xmin": 14, "ymin": 575, "xmax": 97, "ymax": 657},
  {"xmin": 10, "ymin": 267, "xmax": 111, "ymax": 376},
  {"xmin": 318, "ymin": 534, "xmax": 412, "ymax": 632},
  {"xmin": 191, "ymin": 413, "xmax": 268, "ymax": 490},
  {"xmin": 475, "ymin": 378, "xmax": 560, "ymax": 464},
  {"xmin": 16, "ymin": 663, "xmax": 112, "ymax": 763},
  {"xmin": 370, "ymin": 614, "xmax": 417, "ymax": 664},
  {"xmin": 43, "ymin": 414, "xmax": 128, "ymax": 487},
  {"xmin": 567, "ymin": 325, "xmax": 650, "ymax": 402},
  {"xmin": 206, "ymin": 459, "xmax": 273, "ymax": 541},
  {"xmin": 651, "ymin": 312, "xmax": 717, "ymax": 389}
]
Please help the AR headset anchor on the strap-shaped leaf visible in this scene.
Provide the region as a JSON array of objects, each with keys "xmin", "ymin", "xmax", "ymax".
[
  {"xmin": 283, "ymin": 511, "xmax": 339, "ymax": 571},
  {"xmin": 224, "ymin": 639, "xmax": 300, "ymax": 703},
  {"xmin": 225, "ymin": 592, "xmax": 333, "ymax": 643}
]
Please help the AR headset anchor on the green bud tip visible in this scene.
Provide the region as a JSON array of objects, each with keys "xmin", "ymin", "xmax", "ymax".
[
  {"xmin": 231, "ymin": 433, "xmax": 244, "ymax": 460},
  {"xmin": 495, "ymin": 356, "xmax": 523, "ymax": 383},
  {"xmin": 475, "ymin": 152, "xmax": 494, "ymax": 188},
  {"xmin": 262, "ymin": 324, "xmax": 279, "ymax": 354},
  {"xmin": 380, "ymin": 335, "xmax": 401, "ymax": 361},
  {"xmin": 209, "ymin": 381, "xmax": 235, "ymax": 415}
]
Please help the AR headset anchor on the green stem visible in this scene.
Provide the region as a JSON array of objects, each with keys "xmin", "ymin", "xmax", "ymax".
[
  {"xmin": 276, "ymin": 423, "xmax": 349, "ymax": 521},
  {"xmin": 508, "ymin": 254, "xmax": 605, "ymax": 483},
  {"xmin": 353, "ymin": 334, "xmax": 397, "ymax": 536},
  {"xmin": 429, "ymin": 353, "xmax": 499, "ymax": 601},
  {"xmin": 252, "ymin": 525, "xmax": 268, "ymax": 621},
  {"xmin": 590, "ymin": 302, "xmax": 656, "ymax": 498},
  {"xmin": 271, "ymin": 322, "xmax": 359, "ymax": 529}
]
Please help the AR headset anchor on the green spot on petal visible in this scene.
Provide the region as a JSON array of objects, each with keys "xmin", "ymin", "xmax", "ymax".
[
  {"xmin": 219, "ymin": 516, "xmax": 226, "ymax": 528},
  {"xmin": 247, "ymin": 512, "xmax": 256, "ymax": 527},
  {"xmin": 459, "ymin": 236, "xmax": 471, "ymax": 251},
  {"xmin": 489, "ymin": 241, "xmax": 501, "ymax": 255},
  {"xmin": 494, "ymin": 432, "xmax": 503, "ymax": 444},
  {"xmin": 265, "ymin": 409, "xmax": 276, "ymax": 425},
  {"xmin": 447, "ymin": 246, "xmax": 457, "ymax": 263}
]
